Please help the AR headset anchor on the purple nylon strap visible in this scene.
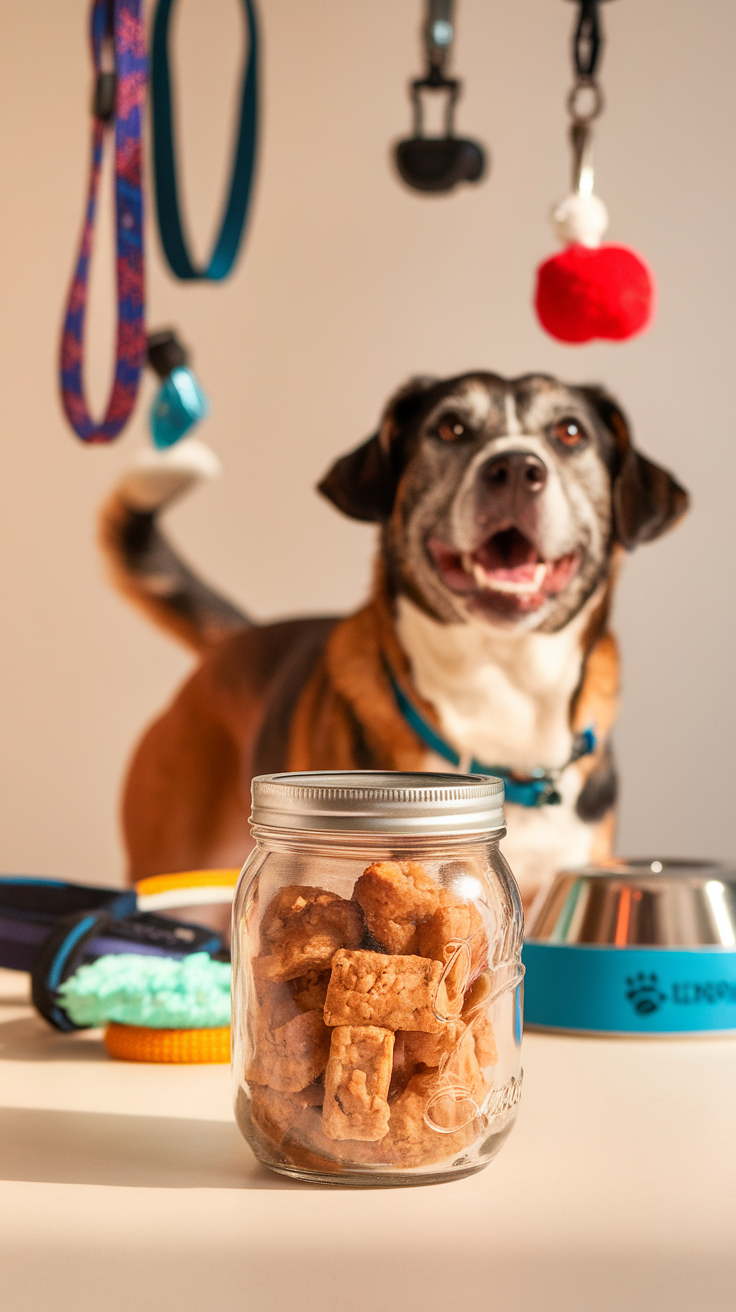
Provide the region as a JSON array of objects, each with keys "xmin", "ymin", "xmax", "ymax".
[{"xmin": 60, "ymin": 0, "xmax": 147, "ymax": 443}]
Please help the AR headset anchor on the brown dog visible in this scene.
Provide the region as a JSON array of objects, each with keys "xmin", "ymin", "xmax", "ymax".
[{"xmin": 101, "ymin": 372, "xmax": 687, "ymax": 902}]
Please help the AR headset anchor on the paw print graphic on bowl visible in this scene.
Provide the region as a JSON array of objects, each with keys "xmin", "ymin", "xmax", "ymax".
[{"xmin": 625, "ymin": 972, "xmax": 667, "ymax": 1016}]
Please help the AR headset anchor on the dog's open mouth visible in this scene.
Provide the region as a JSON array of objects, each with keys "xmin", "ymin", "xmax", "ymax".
[{"xmin": 427, "ymin": 528, "xmax": 580, "ymax": 614}]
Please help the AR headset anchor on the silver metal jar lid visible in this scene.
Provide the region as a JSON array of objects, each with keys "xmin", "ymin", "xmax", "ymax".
[{"xmin": 250, "ymin": 771, "xmax": 505, "ymax": 835}]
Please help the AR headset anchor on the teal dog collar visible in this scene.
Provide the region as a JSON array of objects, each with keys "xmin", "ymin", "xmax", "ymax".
[{"xmin": 388, "ymin": 670, "xmax": 595, "ymax": 808}]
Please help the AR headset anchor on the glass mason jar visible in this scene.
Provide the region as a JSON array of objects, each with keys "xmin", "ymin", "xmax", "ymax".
[{"xmin": 232, "ymin": 771, "xmax": 524, "ymax": 1186}]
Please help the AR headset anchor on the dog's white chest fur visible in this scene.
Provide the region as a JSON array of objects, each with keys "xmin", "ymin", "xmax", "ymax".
[{"xmin": 395, "ymin": 596, "xmax": 597, "ymax": 895}]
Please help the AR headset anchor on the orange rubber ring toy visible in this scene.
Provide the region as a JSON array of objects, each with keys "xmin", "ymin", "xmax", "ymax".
[{"xmin": 104, "ymin": 1023, "xmax": 231, "ymax": 1064}]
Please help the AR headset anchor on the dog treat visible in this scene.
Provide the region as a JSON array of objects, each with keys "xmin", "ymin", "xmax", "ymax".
[
  {"xmin": 248, "ymin": 1083, "xmax": 304, "ymax": 1148},
  {"xmin": 398, "ymin": 1019, "xmax": 466, "ymax": 1067},
  {"xmin": 469, "ymin": 1018, "xmax": 498, "ymax": 1069},
  {"xmin": 468, "ymin": 1012, "xmax": 498, "ymax": 1069},
  {"xmin": 441, "ymin": 1026, "xmax": 487, "ymax": 1099},
  {"xmin": 324, "ymin": 948, "xmax": 461, "ymax": 1032},
  {"xmin": 242, "ymin": 857, "xmax": 506, "ymax": 1175},
  {"xmin": 293, "ymin": 1080, "xmax": 326, "ymax": 1108},
  {"xmin": 322, "ymin": 1025, "xmax": 394, "ymax": 1141},
  {"xmin": 417, "ymin": 889, "xmax": 488, "ymax": 978},
  {"xmin": 246, "ymin": 1007, "xmax": 331, "ymax": 1093},
  {"xmin": 387, "ymin": 1029, "xmax": 415, "ymax": 1100},
  {"xmin": 254, "ymin": 885, "xmax": 364, "ymax": 982},
  {"xmin": 375, "ymin": 1070, "xmax": 480, "ymax": 1169},
  {"xmin": 255, "ymin": 979, "xmax": 302, "ymax": 1031},
  {"xmin": 246, "ymin": 1085, "xmax": 380, "ymax": 1171},
  {"xmin": 289, "ymin": 968, "xmax": 331, "ymax": 1013},
  {"xmin": 352, "ymin": 861, "xmax": 440, "ymax": 953},
  {"xmin": 399, "ymin": 1020, "xmax": 490, "ymax": 1105},
  {"xmin": 462, "ymin": 971, "xmax": 491, "ymax": 1016},
  {"xmin": 461, "ymin": 973, "xmax": 498, "ymax": 1067}
]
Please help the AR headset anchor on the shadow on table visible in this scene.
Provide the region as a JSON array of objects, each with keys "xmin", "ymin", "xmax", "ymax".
[
  {"xmin": 0, "ymin": 1105, "xmax": 314, "ymax": 1190},
  {"xmin": 0, "ymin": 1013, "xmax": 109, "ymax": 1062}
]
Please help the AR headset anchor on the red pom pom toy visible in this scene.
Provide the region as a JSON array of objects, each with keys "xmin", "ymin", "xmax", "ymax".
[
  {"xmin": 536, "ymin": 241, "xmax": 656, "ymax": 344},
  {"xmin": 535, "ymin": 1, "xmax": 656, "ymax": 345}
]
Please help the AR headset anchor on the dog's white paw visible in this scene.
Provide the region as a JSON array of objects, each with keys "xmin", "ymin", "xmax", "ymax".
[{"xmin": 116, "ymin": 438, "xmax": 222, "ymax": 513}]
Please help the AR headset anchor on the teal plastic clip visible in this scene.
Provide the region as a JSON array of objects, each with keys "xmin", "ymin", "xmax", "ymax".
[{"xmin": 150, "ymin": 365, "xmax": 210, "ymax": 449}]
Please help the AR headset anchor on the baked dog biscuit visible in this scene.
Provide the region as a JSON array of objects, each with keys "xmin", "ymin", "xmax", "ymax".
[
  {"xmin": 352, "ymin": 861, "xmax": 440, "ymax": 954},
  {"xmin": 470, "ymin": 1013, "xmax": 498, "ymax": 1068},
  {"xmin": 245, "ymin": 1085, "xmax": 378, "ymax": 1171},
  {"xmin": 246, "ymin": 1008, "xmax": 331, "ymax": 1093},
  {"xmin": 462, "ymin": 973, "xmax": 498, "ymax": 1067},
  {"xmin": 260, "ymin": 885, "xmax": 329, "ymax": 943},
  {"xmin": 322, "ymin": 1025, "xmax": 394, "ymax": 1141},
  {"xmin": 292, "ymin": 1080, "xmax": 326, "ymax": 1109},
  {"xmin": 324, "ymin": 949, "xmax": 460, "ymax": 1032},
  {"xmin": 289, "ymin": 969, "xmax": 331, "ymax": 1013},
  {"xmin": 254, "ymin": 885, "xmax": 364, "ymax": 982},
  {"xmin": 247, "ymin": 1083, "xmax": 303, "ymax": 1148},
  {"xmin": 417, "ymin": 889, "xmax": 488, "ymax": 978},
  {"xmin": 399, "ymin": 1020, "xmax": 466, "ymax": 1067},
  {"xmin": 441, "ymin": 1026, "xmax": 486, "ymax": 1099},
  {"xmin": 255, "ymin": 979, "xmax": 301, "ymax": 1031},
  {"xmin": 387, "ymin": 1029, "xmax": 415, "ymax": 1100},
  {"xmin": 375, "ymin": 1071, "xmax": 479, "ymax": 1168}
]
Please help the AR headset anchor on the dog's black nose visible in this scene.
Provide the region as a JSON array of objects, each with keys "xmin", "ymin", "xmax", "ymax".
[{"xmin": 481, "ymin": 451, "xmax": 548, "ymax": 495}]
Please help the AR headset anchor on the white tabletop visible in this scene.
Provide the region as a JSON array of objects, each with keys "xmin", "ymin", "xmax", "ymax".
[{"xmin": 1, "ymin": 966, "xmax": 734, "ymax": 1312}]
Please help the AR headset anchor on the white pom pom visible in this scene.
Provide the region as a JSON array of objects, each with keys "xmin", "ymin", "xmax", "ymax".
[{"xmin": 551, "ymin": 192, "xmax": 609, "ymax": 248}]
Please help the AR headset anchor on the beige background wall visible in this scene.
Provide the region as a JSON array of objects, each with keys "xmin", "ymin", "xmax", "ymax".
[{"xmin": 0, "ymin": 0, "xmax": 733, "ymax": 886}]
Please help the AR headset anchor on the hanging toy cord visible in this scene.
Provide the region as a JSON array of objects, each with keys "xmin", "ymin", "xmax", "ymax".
[
  {"xmin": 534, "ymin": 0, "xmax": 656, "ymax": 344},
  {"xmin": 151, "ymin": 0, "xmax": 259, "ymax": 281},
  {"xmin": 59, "ymin": 0, "xmax": 148, "ymax": 442},
  {"xmin": 556, "ymin": 0, "xmax": 609, "ymax": 247},
  {"xmin": 394, "ymin": 0, "xmax": 486, "ymax": 194}
]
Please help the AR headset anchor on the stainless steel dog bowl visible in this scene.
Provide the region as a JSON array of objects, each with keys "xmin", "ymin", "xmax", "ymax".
[{"xmin": 523, "ymin": 860, "xmax": 736, "ymax": 1035}]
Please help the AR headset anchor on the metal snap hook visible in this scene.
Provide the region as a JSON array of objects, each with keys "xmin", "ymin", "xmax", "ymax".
[
  {"xmin": 394, "ymin": 0, "xmax": 487, "ymax": 193},
  {"xmin": 567, "ymin": 78, "xmax": 604, "ymax": 126}
]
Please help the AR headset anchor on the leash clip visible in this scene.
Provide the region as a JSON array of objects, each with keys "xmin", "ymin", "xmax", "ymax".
[
  {"xmin": 536, "ymin": 779, "xmax": 563, "ymax": 807},
  {"xmin": 93, "ymin": 70, "xmax": 116, "ymax": 122},
  {"xmin": 394, "ymin": 0, "xmax": 486, "ymax": 193},
  {"xmin": 512, "ymin": 769, "xmax": 563, "ymax": 808},
  {"xmin": 147, "ymin": 329, "xmax": 210, "ymax": 449}
]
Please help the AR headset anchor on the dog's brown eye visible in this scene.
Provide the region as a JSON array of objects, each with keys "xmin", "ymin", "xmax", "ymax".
[
  {"xmin": 553, "ymin": 418, "xmax": 586, "ymax": 447},
  {"xmin": 437, "ymin": 415, "xmax": 468, "ymax": 442}
]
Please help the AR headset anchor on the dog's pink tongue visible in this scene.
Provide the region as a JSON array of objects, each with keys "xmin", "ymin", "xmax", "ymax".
[{"xmin": 474, "ymin": 530, "xmax": 539, "ymax": 582}]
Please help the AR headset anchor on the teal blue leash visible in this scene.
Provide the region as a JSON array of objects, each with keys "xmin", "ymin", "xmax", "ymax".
[
  {"xmin": 388, "ymin": 670, "xmax": 596, "ymax": 807},
  {"xmin": 151, "ymin": 0, "xmax": 259, "ymax": 280}
]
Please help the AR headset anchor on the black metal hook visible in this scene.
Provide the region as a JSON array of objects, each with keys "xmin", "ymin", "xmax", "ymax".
[
  {"xmin": 566, "ymin": 0, "xmax": 616, "ymax": 83},
  {"xmin": 394, "ymin": 0, "xmax": 487, "ymax": 194},
  {"xmin": 92, "ymin": 0, "xmax": 117, "ymax": 122}
]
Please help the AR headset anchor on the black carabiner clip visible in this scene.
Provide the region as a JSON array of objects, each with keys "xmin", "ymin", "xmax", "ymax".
[
  {"xmin": 395, "ymin": 71, "xmax": 486, "ymax": 194},
  {"xmin": 394, "ymin": 0, "xmax": 487, "ymax": 194}
]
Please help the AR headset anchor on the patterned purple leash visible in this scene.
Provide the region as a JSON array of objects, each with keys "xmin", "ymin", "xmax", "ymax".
[{"xmin": 60, "ymin": 0, "xmax": 147, "ymax": 443}]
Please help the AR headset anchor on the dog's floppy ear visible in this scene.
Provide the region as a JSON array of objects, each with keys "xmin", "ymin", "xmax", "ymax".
[
  {"xmin": 613, "ymin": 446, "xmax": 690, "ymax": 549},
  {"xmin": 318, "ymin": 376, "xmax": 437, "ymax": 523},
  {"xmin": 581, "ymin": 387, "xmax": 690, "ymax": 550}
]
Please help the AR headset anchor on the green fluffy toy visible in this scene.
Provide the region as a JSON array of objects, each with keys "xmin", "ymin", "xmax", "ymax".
[{"xmin": 57, "ymin": 952, "xmax": 231, "ymax": 1029}]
